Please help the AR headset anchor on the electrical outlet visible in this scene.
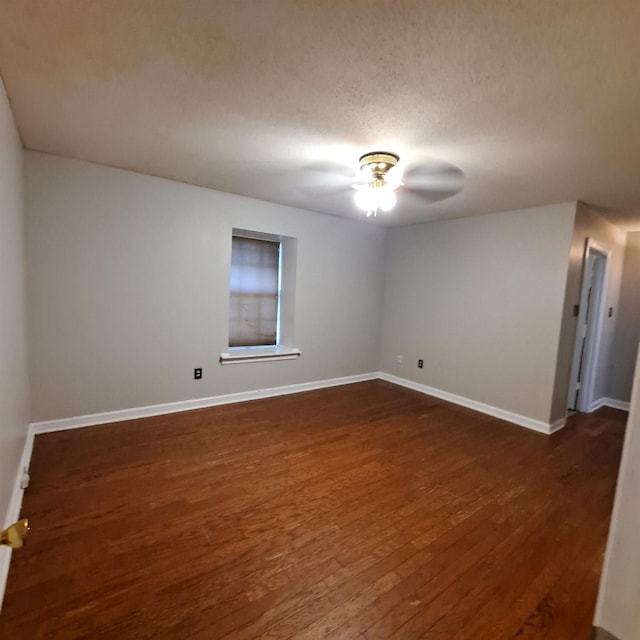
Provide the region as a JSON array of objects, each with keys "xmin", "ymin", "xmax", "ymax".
[
  {"xmin": 608, "ymin": 307, "xmax": 613, "ymax": 318},
  {"xmin": 396, "ymin": 355, "xmax": 403, "ymax": 364},
  {"xmin": 194, "ymin": 368, "xmax": 202, "ymax": 380},
  {"xmin": 418, "ymin": 359, "xmax": 424, "ymax": 368}
]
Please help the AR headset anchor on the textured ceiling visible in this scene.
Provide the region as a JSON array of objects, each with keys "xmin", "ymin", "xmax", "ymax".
[{"xmin": 1, "ymin": 0, "xmax": 640, "ymax": 228}]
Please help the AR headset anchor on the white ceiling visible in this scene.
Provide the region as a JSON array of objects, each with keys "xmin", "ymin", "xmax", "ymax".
[{"xmin": 1, "ymin": 0, "xmax": 640, "ymax": 228}]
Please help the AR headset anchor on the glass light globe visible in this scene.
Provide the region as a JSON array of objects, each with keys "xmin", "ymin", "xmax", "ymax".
[
  {"xmin": 354, "ymin": 187, "xmax": 377, "ymax": 212},
  {"xmin": 354, "ymin": 186, "xmax": 397, "ymax": 213},
  {"xmin": 377, "ymin": 187, "xmax": 397, "ymax": 211}
]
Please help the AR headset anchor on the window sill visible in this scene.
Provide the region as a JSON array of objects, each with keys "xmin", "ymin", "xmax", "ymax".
[{"xmin": 219, "ymin": 346, "xmax": 302, "ymax": 365}]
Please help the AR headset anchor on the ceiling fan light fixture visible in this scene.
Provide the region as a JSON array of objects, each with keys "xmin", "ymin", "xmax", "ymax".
[
  {"xmin": 354, "ymin": 151, "xmax": 401, "ymax": 216},
  {"xmin": 359, "ymin": 152, "xmax": 399, "ymax": 176}
]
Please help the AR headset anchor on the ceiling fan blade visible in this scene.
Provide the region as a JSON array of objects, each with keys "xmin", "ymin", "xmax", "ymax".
[
  {"xmin": 402, "ymin": 159, "xmax": 464, "ymax": 189},
  {"xmin": 293, "ymin": 159, "xmax": 358, "ymax": 200},
  {"xmin": 400, "ymin": 184, "xmax": 462, "ymax": 205},
  {"xmin": 299, "ymin": 160, "xmax": 357, "ymax": 179},
  {"xmin": 397, "ymin": 159, "xmax": 465, "ymax": 206},
  {"xmin": 403, "ymin": 168, "xmax": 464, "ymax": 190},
  {"xmin": 294, "ymin": 184, "xmax": 353, "ymax": 199}
]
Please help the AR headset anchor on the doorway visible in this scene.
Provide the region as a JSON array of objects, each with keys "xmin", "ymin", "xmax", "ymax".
[{"xmin": 567, "ymin": 239, "xmax": 611, "ymax": 413}]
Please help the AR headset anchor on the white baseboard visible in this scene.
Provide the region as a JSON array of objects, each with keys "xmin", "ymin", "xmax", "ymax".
[
  {"xmin": 0, "ymin": 424, "xmax": 35, "ymax": 612},
  {"xmin": 589, "ymin": 397, "xmax": 631, "ymax": 413},
  {"xmin": 602, "ymin": 397, "xmax": 630, "ymax": 412},
  {"xmin": 589, "ymin": 398, "xmax": 606, "ymax": 412},
  {"xmin": 378, "ymin": 372, "xmax": 562, "ymax": 435},
  {"xmin": 31, "ymin": 371, "xmax": 569, "ymax": 438},
  {"xmin": 548, "ymin": 417, "xmax": 567, "ymax": 433},
  {"xmin": 30, "ymin": 372, "xmax": 379, "ymax": 434}
]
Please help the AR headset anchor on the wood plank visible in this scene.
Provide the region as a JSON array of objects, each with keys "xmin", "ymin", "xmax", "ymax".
[{"xmin": 0, "ymin": 381, "xmax": 626, "ymax": 639}]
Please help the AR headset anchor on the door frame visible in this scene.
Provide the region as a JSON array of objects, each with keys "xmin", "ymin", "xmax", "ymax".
[{"xmin": 567, "ymin": 238, "xmax": 611, "ymax": 413}]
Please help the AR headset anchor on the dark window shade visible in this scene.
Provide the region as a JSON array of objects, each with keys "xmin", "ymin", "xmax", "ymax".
[{"xmin": 229, "ymin": 236, "xmax": 280, "ymax": 347}]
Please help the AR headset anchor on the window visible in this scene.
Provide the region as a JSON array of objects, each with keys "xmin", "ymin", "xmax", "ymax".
[
  {"xmin": 228, "ymin": 235, "xmax": 280, "ymax": 347},
  {"xmin": 221, "ymin": 230, "xmax": 300, "ymax": 364}
]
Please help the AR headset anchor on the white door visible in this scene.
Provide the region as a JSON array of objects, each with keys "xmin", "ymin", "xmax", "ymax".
[{"xmin": 567, "ymin": 240, "xmax": 610, "ymax": 413}]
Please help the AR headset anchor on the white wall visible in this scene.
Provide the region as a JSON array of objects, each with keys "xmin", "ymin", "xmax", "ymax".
[
  {"xmin": 609, "ymin": 231, "xmax": 640, "ymax": 403},
  {"xmin": 550, "ymin": 204, "xmax": 627, "ymax": 423},
  {"xmin": 0, "ymin": 80, "xmax": 29, "ymax": 540},
  {"xmin": 22, "ymin": 152, "xmax": 634, "ymax": 431},
  {"xmin": 25, "ymin": 152, "xmax": 387, "ymax": 422},
  {"xmin": 595, "ymin": 345, "xmax": 640, "ymax": 640},
  {"xmin": 379, "ymin": 203, "xmax": 576, "ymax": 425}
]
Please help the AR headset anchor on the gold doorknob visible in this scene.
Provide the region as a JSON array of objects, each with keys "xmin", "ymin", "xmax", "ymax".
[{"xmin": 1, "ymin": 519, "xmax": 29, "ymax": 548}]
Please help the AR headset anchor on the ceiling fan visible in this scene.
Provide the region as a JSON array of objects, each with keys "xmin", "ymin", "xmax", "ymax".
[
  {"xmin": 297, "ymin": 151, "xmax": 464, "ymax": 217},
  {"xmin": 353, "ymin": 152, "xmax": 403, "ymax": 217}
]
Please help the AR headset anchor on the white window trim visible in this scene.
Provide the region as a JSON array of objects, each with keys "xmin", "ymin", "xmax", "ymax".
[{"xmin": 219, "ymin": 345, "xmax": 301, "ymax": 365}]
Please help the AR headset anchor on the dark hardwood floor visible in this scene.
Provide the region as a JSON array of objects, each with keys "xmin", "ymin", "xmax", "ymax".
[{"xmin": 0, "ymin": 380, "xmax": 626, "ymax": 639}]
